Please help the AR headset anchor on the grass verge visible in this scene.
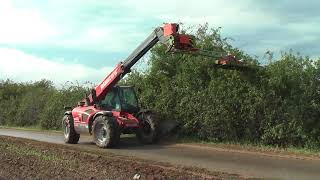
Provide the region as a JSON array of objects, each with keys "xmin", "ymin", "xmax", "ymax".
[
  {"xmin": 0, "ymin": 125, "xmax": 61, "ymax": 133},
  {"xmin": 177, "ymin": 136, "xmax": 320, "ymax": 160}
]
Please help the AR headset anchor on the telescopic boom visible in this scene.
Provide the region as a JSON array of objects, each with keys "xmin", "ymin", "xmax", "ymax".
[{"xmin": 87, "ymin": 23, "xmax": 243, "ymax": 105}]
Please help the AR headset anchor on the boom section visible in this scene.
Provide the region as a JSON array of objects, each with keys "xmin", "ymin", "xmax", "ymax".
[{"xmin": 90, "ymin": 23, "xmax": 194, "ymax": 104}]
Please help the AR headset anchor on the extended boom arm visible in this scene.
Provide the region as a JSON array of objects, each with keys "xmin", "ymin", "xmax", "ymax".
[
  {"xmin": 87, "ymin": 23, "xmax": 195, "ymax": 105},
  {"xmin": 86, "ymin": 23, "xmax": 244, "ymax": 105}
]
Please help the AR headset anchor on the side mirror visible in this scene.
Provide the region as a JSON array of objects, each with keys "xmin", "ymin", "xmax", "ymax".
[
  {"xmin": 78, "ymin": 101, "xmax": 85, "ymax": 107},
  {"xmin": 85, "ymin": 97, "xmax": 90, "ymax": 106},
  {"xmin": 64, "ymin": 106, "xmax": 72, "ymax": 111},
  {"xmin": 91, "ymin": 88, "xmax": 98, "ymax": 104}
]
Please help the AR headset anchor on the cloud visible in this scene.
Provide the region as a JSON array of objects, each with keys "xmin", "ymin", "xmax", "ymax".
[
  {"xmin": 0, "ymin": 0, "xmax": 319, "ymax": 75},
  {"xmin": 0, "ymin": 48, "xmax": 113, "ymax": 85},
  {"xmin": 124, "ymin": 0, "xmax": 276, "ymax": 26},
  {"xmin": 123, "ymin": 0, "xmax": 320, "ymax": 58},
  {"xmin": 0, "ymin": 0, "xmax": 59, "ymax": 45},
  {"xmin": 0, "ymin": 0, "xmax": 150, "ymax": 53}
]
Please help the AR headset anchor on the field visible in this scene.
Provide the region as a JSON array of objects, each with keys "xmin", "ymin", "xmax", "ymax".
[{"xmin": 0, "ymin": 136, "xmax": 249, "ymax": 180}]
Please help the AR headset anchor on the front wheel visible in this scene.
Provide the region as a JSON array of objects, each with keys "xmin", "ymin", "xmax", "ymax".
[
  {"xmin": 62, "ymin": 115, "xmax": 80, "ymax": 144},
  {"xmin": 92, "ymin": 115, "xmax": 120, "ymax": 148},
  {"xmin": 136, "ymin": 112, "xmax": 159, "ymax": 144}
]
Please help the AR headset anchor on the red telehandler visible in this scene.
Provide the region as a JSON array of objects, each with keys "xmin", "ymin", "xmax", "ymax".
[{"xmin": 63, "ymin": 23, "xmax": 244, "ymax": 148}]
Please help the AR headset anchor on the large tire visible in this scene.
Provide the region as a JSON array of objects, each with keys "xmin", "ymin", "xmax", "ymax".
[
  {"xmin": 92, "ymin": 115, "xmax": 120, "ymax": 148},
  {"xmin": 62, "ymin": 115, "xmax": 80, "ymax": 144},
  {"xmin": 136, "ymin": 112, "xmax": 159, "ymax": 144}
]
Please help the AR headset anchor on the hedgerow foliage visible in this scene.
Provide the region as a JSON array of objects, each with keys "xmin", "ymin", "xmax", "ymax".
[
  {"xmin": 0, "ymin": 80, "xmax": 87, "ymax": 130},
  {"xmin": 0, "ymin": 24, "xmax": 319, "ymax": 148},
  {"xmin": 124, "ymin": 24, "xmax": 320, "ymax": 148}
]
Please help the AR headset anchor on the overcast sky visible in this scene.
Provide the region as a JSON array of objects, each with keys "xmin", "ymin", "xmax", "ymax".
[{"xmin": 0, "ymin": 0, "xmax": 319, "ymax": 85}]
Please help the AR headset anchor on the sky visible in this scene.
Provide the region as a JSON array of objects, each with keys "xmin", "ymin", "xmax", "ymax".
[{"xmin": 0, "ymin": 0, "xmax": 319, "ymax": 85}]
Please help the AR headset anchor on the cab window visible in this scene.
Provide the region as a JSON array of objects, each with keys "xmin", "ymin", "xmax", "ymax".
[
  {"xmin": 101, "ymin": 90, "xmax": 121, "ymax": 111},
  {"xmin": 120, "ymin": 87, "xmax": 138, "ymax": 110}
]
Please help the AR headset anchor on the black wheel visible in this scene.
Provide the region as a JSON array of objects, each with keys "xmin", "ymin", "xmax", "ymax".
[
  {"xmin": 136, "ymin": 112, "xmax": 159, "ymax": 144},
  {"xmin": 62, "ymin": 115, "xmax": 80, "ymax": 144},
  {"xmin": 92, "ymin": 115, "xmax": 120, "ymax": 148}
]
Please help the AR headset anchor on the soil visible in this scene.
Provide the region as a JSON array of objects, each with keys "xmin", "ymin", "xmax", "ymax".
[{"xmin": 0, "ymin": 136, "xmax": 248, "ymax": 180}]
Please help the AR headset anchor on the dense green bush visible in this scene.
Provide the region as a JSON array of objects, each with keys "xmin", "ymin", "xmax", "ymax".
[
  {"xmin": 124, "ymin": 24, "xmax": 320, "ymax": 148},
  {"xmin": 0, "ymin": 80, "xmax": 87, "ymax": 130},
  {"xmin": 261, "ymin": 54, "xmax": 320, "ymax": 147},
  {"xmin": 0, "ymin": 24, "xmax": 319, "ymax": 148}
]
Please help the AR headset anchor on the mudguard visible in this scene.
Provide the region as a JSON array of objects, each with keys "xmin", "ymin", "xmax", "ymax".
[
  {"xmin": 64, "ymin": 111, "xmax": 72, "ymax": 116},
  {"xmin": 93, "ymin": 111, "xmax": 113, "ymax": 119},
  {"xmin": 88, "ymin": 111, "xmax": 113, "ymax": 135}
]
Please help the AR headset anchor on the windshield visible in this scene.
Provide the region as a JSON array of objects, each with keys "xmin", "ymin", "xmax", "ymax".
[
  {"xmin": 100, "ymin": 87, "xmax": 138, "ymax": 112},
  {"xmin": 100, "ymin": 89, "xmax": 121, "ymax": 111},
  {"xmin": 119, "ymin": 87, "xmax": 139, "ymax": 112}
]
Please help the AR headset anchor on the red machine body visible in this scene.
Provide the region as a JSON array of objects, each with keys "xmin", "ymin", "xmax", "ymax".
[
  {"xmin": 69, "ymin": 23, "xmax": 197, "ymax": 135},
  {"xmin": 71, "ymin": 104, "xmax": 140, "ymax": 134}
]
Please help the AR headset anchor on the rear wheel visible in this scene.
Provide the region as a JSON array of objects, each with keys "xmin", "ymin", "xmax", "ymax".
[
  {"xmin": 136, "ymin": 112, "xmax": 159, "ymax": 144},
  {"xmin": 62, "ymin": 115, "xmax": 80, "ymax": 144},
  {"xmin": 92, "ymin": 115, "xmax": 120, "ymax": 148}
]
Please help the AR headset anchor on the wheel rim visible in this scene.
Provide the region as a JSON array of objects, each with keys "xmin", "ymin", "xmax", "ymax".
[
  {"xmin": 63, "ymin": 121, "xmax": 70, "ymax": 139},
  {"xmin": 96, "ymin": 123, "xmax": 107, "ymax": 143}
]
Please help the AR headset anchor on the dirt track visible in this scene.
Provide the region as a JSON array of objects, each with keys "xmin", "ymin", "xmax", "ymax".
[
  {"xmin": 1, "ymin": 128, "xmax": 320, "ymax": 180},
  {"xmin": 0, "ymin": 136, "xmax": 241, "ymax": 180}
]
